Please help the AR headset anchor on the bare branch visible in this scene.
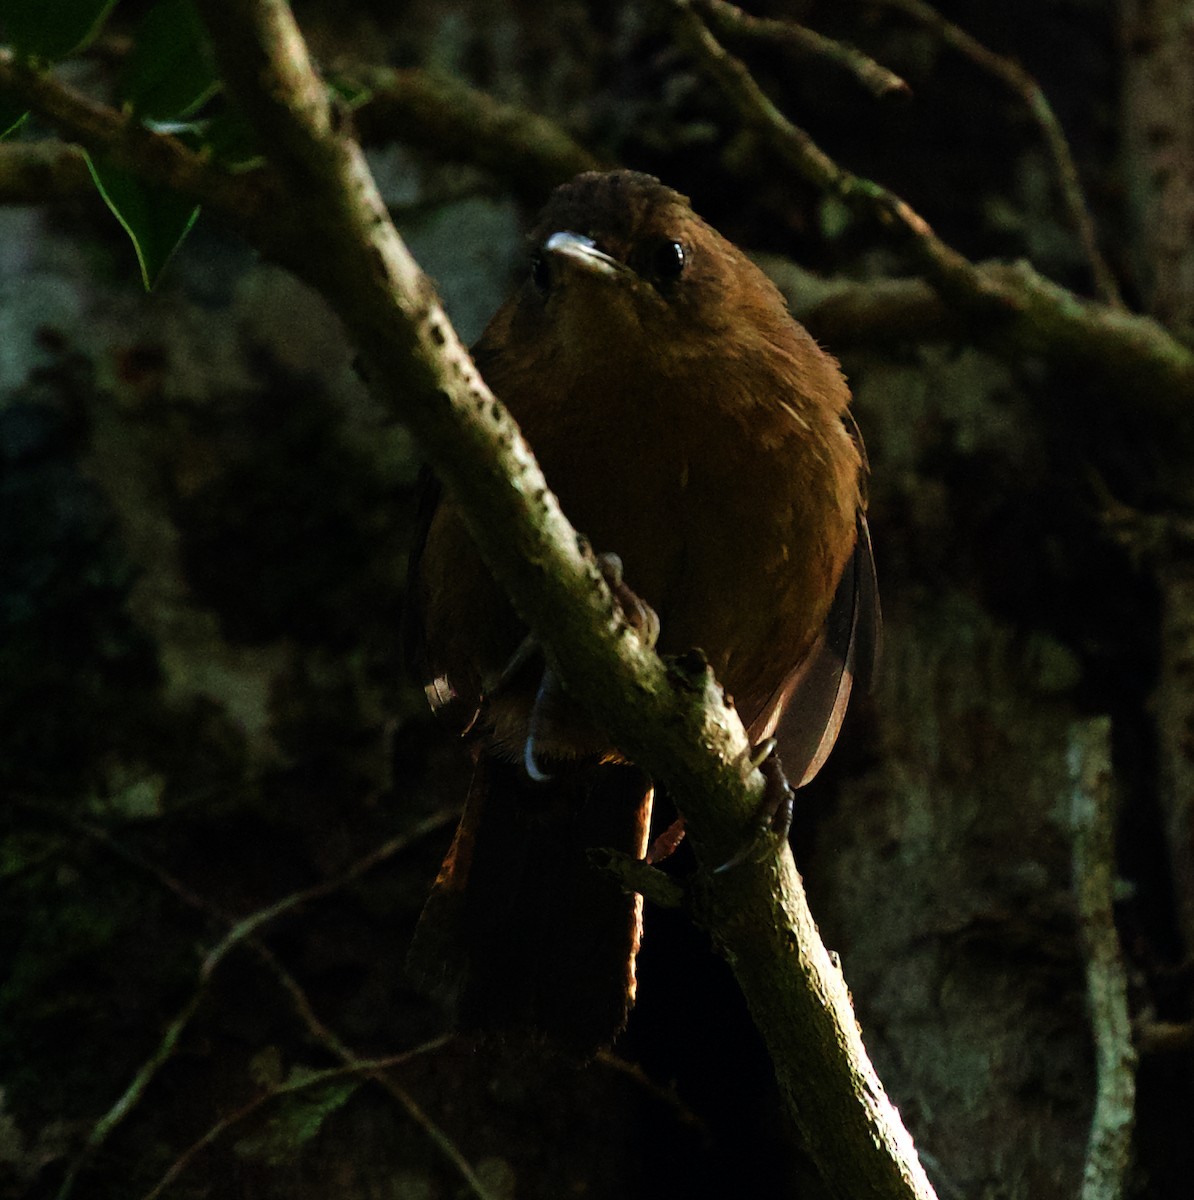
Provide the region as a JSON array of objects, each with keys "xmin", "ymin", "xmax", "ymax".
[
  {"xmin": 877, "ymin": 0, "xmax": 1122, "ymax": 307},
  {"xmin": 345, "ymin": 65, "xmax": 603, "ymax": 202},
  {"xmin": 0, "ymin": 60, "xmax": 598, "ymax": 209},
  {"xmin": 754, "ymin": 253, "xmax": 957, "ymax": 345},
  {"xmin": 236, "ymin": 944, "xmax": 500, "ymax": 1200},
  {"xmin": 54, "ymin": 988, "xmax": 205, "ymax": 1200},
  {"xmin": 662, "ymin": 0, "xmax": 998, "ymax": 305},
  {"xmin": 3, "ymin": 43, "xmax": 1192, "ymax": 476},
  {"xmin": 0, "ymin": 51, "xmax": 276, "ymax": 223},
  {"xmin": 52, "ymin": 810, "xmax": 459, "ymax": 1199},
  {"xmin": 163, "ymin": 2, "xmax": 937, "ymax": 1195},
  {"xmin": 1135, "ymin": 1019, "xmax": 1194, "ymax": 1057},
  {"xmin": 97, "ymin": 808, "xmax": 495, "ymax": 1200},
  {"xmin": 139, "ymin": 1042, "xmax": 456, "ymax": 1200},
  {"xmin": 693, "ymin": 0, "xmax": 911, "ymax": 99},
  {"xmin": 1069, "ymin": 719, "xmax": 1137, "ymax": 1200},
  {"xmin": 657, "ymin": 0, "xmax": 1194, "ymax": 502}
]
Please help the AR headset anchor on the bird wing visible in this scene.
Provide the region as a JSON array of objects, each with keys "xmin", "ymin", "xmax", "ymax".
[{"xmin": 760, "ymin": 510, "xmax": 881, "ymax": 787}]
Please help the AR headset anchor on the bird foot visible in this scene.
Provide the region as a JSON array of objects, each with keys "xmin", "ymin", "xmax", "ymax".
[
  {"xmin": 713, "ymin": 739, "xmax": 794, "ymax": 874},
  {"xmin": 490, "ymin": 551, "xmax": 659, "ymax": 784},
  {"xmin": 596, "ymin": 552, "xmax": 660, "ymax": 649}
]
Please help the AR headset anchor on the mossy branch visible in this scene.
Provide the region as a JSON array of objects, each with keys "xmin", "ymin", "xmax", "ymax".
[{"xmin": 660, "ymin": 0, "xmax": 1194, "ymax": 462}]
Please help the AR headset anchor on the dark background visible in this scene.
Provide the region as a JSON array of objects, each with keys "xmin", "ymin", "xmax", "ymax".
[{"xmin": 2, "ymin": 1, "xmax": 1191, "ymax": 1196}]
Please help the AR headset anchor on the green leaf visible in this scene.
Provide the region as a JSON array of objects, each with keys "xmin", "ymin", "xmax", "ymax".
[
  {"xmin": 0, "ymin": 98, "xmax": 30, "ymax": 140},
  {"xmin": 327, "ymin": 76, "xmax": 372, "ymax": 110},
  {"xmin": 119, "ymin": 0, "xmax": 219, "ymax": 121},
  {"xmin": 2, "ymin": 0, "xmax": 120, "ymax": 62},
  {"xmin": 818, "ymin": 194, "xmax": 853, "ymax": 242},
  {"xmin": 234, "ymin": 1078, "xmax": 360, "ymax": 1167},
  {"xmin": 200, "ymin": 107, "xmax": 263, "ymax": 170},
  {"xmin": 84, "ymin": 152, "xmax": 200, "ymax": 289}
]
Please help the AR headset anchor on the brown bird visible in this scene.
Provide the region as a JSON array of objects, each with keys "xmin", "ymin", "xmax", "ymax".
[{"xmin": 405, "ymin": 169, "xmax": 878, "ymax": 1052}]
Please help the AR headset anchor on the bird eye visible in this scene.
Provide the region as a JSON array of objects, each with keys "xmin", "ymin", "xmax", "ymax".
[
  {"xmin": 650, "ymin": 240, "xmax": 686, "ymax": 284},
  {"xmin": 530, "ymin": 252, "xmax": 551, "ymax": 294}
]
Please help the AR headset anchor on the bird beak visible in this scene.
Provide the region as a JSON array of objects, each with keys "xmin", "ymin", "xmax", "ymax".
[{"xmin": 543, "ymin": 230, "xmax": 624, "ymax": 278}]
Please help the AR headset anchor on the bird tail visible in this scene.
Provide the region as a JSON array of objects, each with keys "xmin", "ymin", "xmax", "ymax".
[{"xmin": 407, "ymin": 757, "xmax": 654, "ymax": 1054}]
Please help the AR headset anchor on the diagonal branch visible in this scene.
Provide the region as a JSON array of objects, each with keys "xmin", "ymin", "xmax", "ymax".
[
  {"xmin": 139, "ymin": 1042, "xmax": 457, "ymax": 1200},
  {"xmin": 49, "ymin": 808, "xmax": 461, "ymax": 1200},
  {"xmin": 344, "ymin": 65, "xmax": 603, "ymax": 201},
  {"xmin": 693, "ymin": 0, "xmax": 911, "ymax": 99},
  {"xmin": 877, "ymin": 0, "xmax": 1122, "ymax": 308},
  {"xmin": 0, "ymin": 62, "xmax": 599, "ymax": 209},
  {"xmin": 661, "ymin": 0, "xmax": 999, "ymax": 306},
  {"xmin": 658, "ymin": 0, "xmax": 1194, "ymax": 503},
  {"xmin": 3, "ymin": 42, "xmax": 1192, "ymax": 448}
]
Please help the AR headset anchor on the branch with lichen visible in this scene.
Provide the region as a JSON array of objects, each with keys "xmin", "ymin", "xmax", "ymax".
[
  {"xmin": 4, "ymin": 11, "xmax": 1192, "ymax": 466},
  {"xmin": 659, "ymin": 0, "xmax": 1194, "ymax": 504},
  {"xmin": 0, "ymin": 61, "xmax": 597, "ymax": 210},
  {"xmin": 1068, "ymin": 720, "xmax": 1136, "ymax": 1200},
  {"xmin": 661, "ymin": 0, "xmax": 997, "ymax": 300},
  {"xmin": 343, "ymin": 65, "xmax": 603, "ymax": 201},
  {"xmin": 5, "ymin": 5, "xmax": 1187, "ymax": 445}
]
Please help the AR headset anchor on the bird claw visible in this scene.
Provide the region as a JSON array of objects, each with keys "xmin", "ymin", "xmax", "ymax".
[
  {"xmin": 523, "ymin": 668, "xmax": 561, "ymax": 782},
  {"xmin": 596, "ymin": 552, "xmax": 660, "ymax": 649},
  {"xmin": 713, "ymin": 740, "xmax": 794, "ymax": 874},
  {"xmin": 490, "ymin": 551, "xmax": 658, "ymax": 785}
]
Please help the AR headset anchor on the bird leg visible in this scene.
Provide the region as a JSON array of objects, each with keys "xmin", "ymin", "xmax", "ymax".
[
  {"xmin": 523, "ymin": 667, "xmax": 564, "ymax": 782},
  {"xmin": 713, "ymin": 738, "xmax": 795, "ymax": 873},
  {"xmin": 490, "ymin": 550, "xmax": 662, "ymax": 784},
  {"xmin": 595, "ymin": 551, "xmax": 660, "ymax": 649},
  {"xmin": 646, "ymin": 816, "xmax": 687, "ymax": 864}
]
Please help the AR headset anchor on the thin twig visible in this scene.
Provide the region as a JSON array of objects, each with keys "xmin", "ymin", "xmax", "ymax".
[
  {"xmin": 81, "ymin": 809, "xmax": 492, "ymax": 1198},
  {"xmin": 5, "ymin": 39, "xmax": 1194, "ymax": 428},
  {"xmin": 0, "ymin": 140, "xmax": 91, "ymax": 203},
  {"xmin": 201, "ymin": 811, "xmax": 457, "ymax": 966},
  {"xmin": 51, "ymin": 808, "xmax": 457, "ymax": 1199},
  {"xmin": 251, "ymin": 944, "xmax": 497, "ymax": 1200},
  {"xmin": 345, "ymin": 65, "xmax": 603, "ymax": 202},
  {"xmin": 1068, "ymin": 719, "xmax": 1136, "ymax": 1200},
  {"xmin": 693, "ymin": 0, "xmax": 910, "ymax": 99},
  {"xmin": 1135, "ymin": 1019, "xmax": 1194, "ymax": 1057},
  {"xmin": 661, "ymin": 0, "xmax": 1008, "ymax": 312},
  {"xmin": 2, "ymin": 8, "xmax": 1175, "ymax": 1195},
  {"xmin": 54, "ymin": 988, "xmax": 207, "ymax": 1200},
  {"xmin": 656, "ymin": 0, "xmax": 1194, "ymax": 474},
  {"xmin": 184, "ymin": 4, "xmax": 941, "ymax": 1196},
  {"xmin": 139, "ymin": 1042, "xmax": 453, "ymax": 1200},
  {"xmin": 876, "ymin": 0, "xmax": 1122, "ymax": 307}
]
